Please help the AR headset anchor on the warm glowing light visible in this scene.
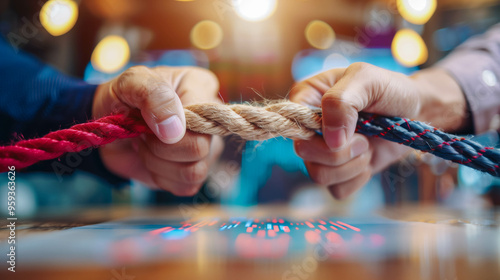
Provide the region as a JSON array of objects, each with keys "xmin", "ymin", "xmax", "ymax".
[
  {"xmin": 233, "ymin": 0, "xmax": 277, "ymax": 22},
  {"xmin": 391, "ymin": 29, "xmax": 428, "ymax": 67},
  {"xmin": 397, "ymin": 0, "xmax": 436, "ymax": 25},
  {"xmin": 305, "ymin": 20, "xmax": 335, "ymax": 50},
  {"xmin": 40, "ymin": 0, "xmax": 78, "ymax": 36},
  {"xmin": 190, "ymin": 20, "xmax": 223, "ymax": 50},
  {"xmin": 91, "ymin": 35, "xmax": 130, "ymax": 73}
]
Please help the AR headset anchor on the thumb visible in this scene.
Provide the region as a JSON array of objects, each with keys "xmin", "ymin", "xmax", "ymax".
[
  {"xmin": 111, "ymin": 66, "xmax": 186, "ymax": 144},
  {"xmin": 321, "ymin": 63, "xmax": 421, "ymax": 150}
]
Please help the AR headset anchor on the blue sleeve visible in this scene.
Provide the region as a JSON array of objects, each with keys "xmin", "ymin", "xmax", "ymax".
[{"xmin": 0, "ymin": 36, "xmax": 128, "ymax": 186}]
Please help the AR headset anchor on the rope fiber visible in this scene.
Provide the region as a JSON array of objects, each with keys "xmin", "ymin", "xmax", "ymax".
[{"xmin": 1, "ymin": 101, "xmax": 499, "ymax": 176}]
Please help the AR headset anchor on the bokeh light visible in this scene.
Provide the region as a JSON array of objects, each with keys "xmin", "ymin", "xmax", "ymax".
[
  {"xmin": 397, "ymin": 0, "xmax": 436, "ymax": 25},
  {"xmin": 305, "ymin": 20, "xmax": 335, "ymax": 50},
  {"xmin": 91, "ymin": 35, "xmax": 130, "ymax": 73},
  {"xmin": 391, "ymin": 29, "xmax": 428, "ymax": 67},
  {"xmin": 190, "ymin": 20, "xmax": 224, "ymax": 50},
  {"xmin": 323, "ymin": 53, "xmax": 350, "ymax": 70},
  {"xmin": 233, "ymin": 0, "xmax": 277, "ymax": 22},
  {"xmin": 40, "ymin": 0, "xmax": 79, "ymax": 36}
]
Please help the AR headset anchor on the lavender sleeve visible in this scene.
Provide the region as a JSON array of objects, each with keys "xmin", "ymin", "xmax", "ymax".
[{"xmin": 436, "ymin": 23, "xmax": 500, "ymax": 134}]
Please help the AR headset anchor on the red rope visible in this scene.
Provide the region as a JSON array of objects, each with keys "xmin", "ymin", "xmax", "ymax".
[{"xmin": 0, "ymin": 112, "xmax": 150, "ymax": 172}]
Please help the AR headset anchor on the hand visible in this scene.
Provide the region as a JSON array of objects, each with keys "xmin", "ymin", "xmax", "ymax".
[
  {"xmin": 92, "ymin": 66, "xmax": 224, "ymax": 196},
  {"xmin": 290, "ymin": 62, "xmax": 468, "ymax": 199}
]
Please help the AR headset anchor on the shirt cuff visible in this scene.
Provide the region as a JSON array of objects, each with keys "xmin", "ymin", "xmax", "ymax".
[{"xmin": 436, "ymin": 50, "xmax": 500, "ymax": 134}]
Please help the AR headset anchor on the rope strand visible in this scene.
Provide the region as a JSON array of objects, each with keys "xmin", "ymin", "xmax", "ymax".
[{"xmin": 1, "ymin": 101, "xmax": 499, "ymax": 176}]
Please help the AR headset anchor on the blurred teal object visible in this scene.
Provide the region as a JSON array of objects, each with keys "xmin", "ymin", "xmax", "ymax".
[{"xmin": 222, "ymin": 138, "xmax": 308, "ymax": 206}]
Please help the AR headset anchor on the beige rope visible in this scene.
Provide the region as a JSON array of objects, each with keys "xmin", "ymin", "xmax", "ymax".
[{"xmin": 184, "ymin": 101, "xmax": 322, "ymax": 140}]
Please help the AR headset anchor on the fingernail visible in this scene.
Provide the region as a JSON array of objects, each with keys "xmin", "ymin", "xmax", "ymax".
[
  {"xmin": 350, "ymin": 136, "xmax": 369, "ymax": 158},
  {"xmin": 157, "ymin": 115, "xmax": 183, "ymax": 143},
  {"xmin": 324, "ymin": 127, "xmax": 347, "ymax": 151}
]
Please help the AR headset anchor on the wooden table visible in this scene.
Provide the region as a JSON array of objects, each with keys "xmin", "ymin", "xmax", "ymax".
[{"xmin": 1, "ymin": 204, "xmax": 499, "ymax": 280}]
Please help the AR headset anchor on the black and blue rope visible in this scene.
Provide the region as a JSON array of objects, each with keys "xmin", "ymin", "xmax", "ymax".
[{"xmin": 356, "ymin": 112, "xmax": 500, "ymax": 177}]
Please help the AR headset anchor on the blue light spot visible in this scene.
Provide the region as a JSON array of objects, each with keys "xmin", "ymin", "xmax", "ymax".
[{"xmin": 160, "ymin": 229, "xmax": 190, "ymax": 240}]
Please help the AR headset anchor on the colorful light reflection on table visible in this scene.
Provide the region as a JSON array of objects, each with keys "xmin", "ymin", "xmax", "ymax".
[
  {"xmin": 5, "ymin": 213, "xmax": 500, "ymax": 270},
  {"xmin": 143, "ymin": 217, "xmax": 388, "ymax": 260}
]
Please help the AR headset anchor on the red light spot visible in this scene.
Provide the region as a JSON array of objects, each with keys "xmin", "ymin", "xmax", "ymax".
[
  {"xmin": 149, "ymin": 227, "xmax": 171, "ymax": 235},
  {"xmin": 273, "ymin": 225, "xmax": 279, "ymax": 232},
  {"xmin": 257, "ymin": 230, "xmax": 266, "ymax": 238},
  {"xmin": 329, "ymin": 222, "xmax": 347, "ymax": 230},
  {"xmin": 272, "ymin": 218, "xmax": 277, "ymax": 223},
  {"xmin": 295, "ymin": 227, "xmax": 299, "ymax": 230},
  {"xmin": 208, "ymin": 220, "xmax": 217, "ymax": 226},
  {"xmin": 279, "ymin": 219, "xmax": 284, "ymax": 224},
  {"xmin": 268, "ymin": 230, "xmax": 276, "ymax": 237},
  {"xmin": 254, "ymin": 219, "xmax": 259, "ymax": 223},
  {"xmin": 326, "ymin": 232, "xmax": 343, "ymax": 244},
  {"xmin": 246, "ymin": 227, "xmax": 254, "ymax": 233},
  {"xmin": 305, "ymin": 221, "xmax": 315, "ymax": 228},
  {"xmin": 252, "ymin": 224, "xmax": 257, "ymax": 228},
  {"xmin": 336, "ymin": 221, "xmax": 360, "ymax": 232},
  {"xmin": 283, "ymin": 226, "xmax": 290, "ymax": 233},
  {"xmin": 318, "ymin": 225, "xmax": 327, "ymax": 231},
  {"xmin": 330, "ymin": 226, "xmax": 338, "ymax": 231},
  {"xmin": 318, "ymin": 220, "xmax": 326, "ymax": 225},
  {"xmin": 305, "ymin": 230, "xmax": 321, "ymax": 244}
]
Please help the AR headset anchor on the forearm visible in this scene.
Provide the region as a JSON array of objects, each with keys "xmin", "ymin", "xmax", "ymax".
[{"xmin": 424, "ymin": 24, "xmax": 500, "ymax": 134}]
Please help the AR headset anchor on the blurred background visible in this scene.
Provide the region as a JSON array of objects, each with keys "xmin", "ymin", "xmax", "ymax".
[{"xmin": 1, "ymin": 0, "xmax": 500, "ymax": 218}]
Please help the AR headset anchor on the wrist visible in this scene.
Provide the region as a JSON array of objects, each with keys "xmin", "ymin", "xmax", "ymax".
[{"xmin": 411, "ymin": 68, "xmax": 472, "ymax": 133}]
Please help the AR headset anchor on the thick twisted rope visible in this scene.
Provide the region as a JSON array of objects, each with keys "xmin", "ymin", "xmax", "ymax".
[{"xmin": 1, "ymin": 101, "xmax": 499, "ymax": 176}]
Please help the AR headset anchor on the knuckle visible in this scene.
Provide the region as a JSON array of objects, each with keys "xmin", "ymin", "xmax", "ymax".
[
  {"xmin": 127, "ymin": 65, "xmax": 149, "ymax": 74},
  {"xmin": 193, "ymin": 67, "xmax": 216, "ymax": 79},
  {"xmin": 181, "ymin": 161, "xmax": 208, "ymax": 184},
  {"xmin": 117, "ymin": 67, "xmax": 151, "ymax": 105},
  {"xmin": 347, "ymin": 62, "xmax": 372, "ymax": 73},
  {"xmin": 119, "ymin": 66, "xmax": 147, "ymax": 82},
  {"xmin": 321, "ymin": 92, "xmax": 342, "ymax": 109}
]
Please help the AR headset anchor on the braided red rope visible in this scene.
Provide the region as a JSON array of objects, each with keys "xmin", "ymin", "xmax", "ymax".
[{"xmin": 0, "ymin": 112, "xmax": 150, "ymax": 172}]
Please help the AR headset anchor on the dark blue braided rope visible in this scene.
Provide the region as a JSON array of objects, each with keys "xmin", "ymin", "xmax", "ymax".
[{"xmin": 356, "ymin": 112, "xmax": 500, "ymax": 177}]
